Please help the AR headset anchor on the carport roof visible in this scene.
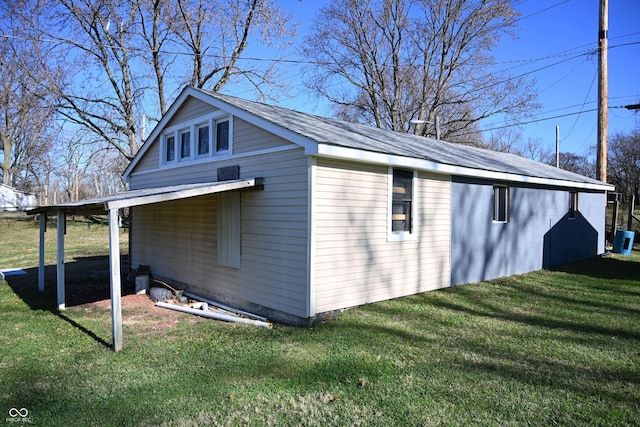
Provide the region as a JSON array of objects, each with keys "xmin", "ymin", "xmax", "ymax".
[{"xmin": 27, "ymin": 178, "xmax": 263, "ymax": 216}]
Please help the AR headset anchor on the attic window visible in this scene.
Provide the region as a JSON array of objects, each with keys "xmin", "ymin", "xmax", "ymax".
[
  {"xmin": 197, "ymin": 124, "xmax": 210, "ymax": 155},
  {"xmin": 159, "ymin": 113, "xmax": 232, "ymax": 167},
  {"xmin": 215, "ymin": 119, "xmax": 230, "ymax": 152},
  {"xmin": 165, "ymin": 135, "xmax": 175, "ymax": 162},
  {"xmin": 180, "ymin": 129, "xmax": 191, "ymax": 159}
]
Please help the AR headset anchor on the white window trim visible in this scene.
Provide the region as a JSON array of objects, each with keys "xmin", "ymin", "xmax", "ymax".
[
  {"xmin": 178, "ymin": 127, "xmax": 192, "ymax": 160},
  {"xmin": 388, "ymin": 167, "xmax": 417, "ymax": 242},
  {"xmin": 159, "ymin": 111, "xmax": 232, "ymax": 166},
  {"xmin": 195, "ymin": 122, "xmax": 211, "ymax": 158},
  {"xmin": 492, "ymin": 185, "xmax": 509, "ymax": 223},
  {"xmin": 162, "ymin": 134, "xmax": 176, "ymax": 165},
  {"xmin": 569, "ymin": 191, "xmax": 578, "ymax": 219},
  {"xmin": 214, "ymin": 117, "xmax": 232, "ymax": 155}
]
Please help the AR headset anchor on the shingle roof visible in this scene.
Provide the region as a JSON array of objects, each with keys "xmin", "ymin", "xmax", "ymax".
[{"xmin": 207, "ymin": 90, "xmax": 610, "ymax": 189}]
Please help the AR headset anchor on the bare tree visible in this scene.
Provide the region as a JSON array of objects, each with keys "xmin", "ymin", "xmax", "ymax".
[
  {"xmin": 172, "ymin": 0, "xmax": 295, "ymax": 95},
  {"xmin": 10, "ymin": 0, "xmax": 296, "ymax": 164},
  {"xmin": 609, "ymin": 129, "xmax": 640, "ymax": 200},
  {"xmin": 302, "ymin": 0, "xmax": 539, "ymax": 145},
  {"xmin": 0, "ymin": 16, "xmax": 55, "ymax": 190}
]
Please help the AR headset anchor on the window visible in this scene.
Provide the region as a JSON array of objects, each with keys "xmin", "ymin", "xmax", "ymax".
[
  {"xmin": 215, "ymin": 119, "xmax": 229, "ymax": 152},
  {"xmin": 159, "ymin": 113, "xmax": 232, "ymax": 167},
  {"xmin": 218, "ymin": 192, "xmax": 241, "ymax": 268},
  {"xmin": 493, "ymin": 185, "xmax": 509, "ymax": 222},
  {"xmin": 165, "ymin": 135, "xmax": 175, "ymax": 162},
  {"xmin": 391, "ymin": 168, "xmax": 414, "ymax": 233},
  {"xmin": 569, "ymin": 192, "xmax": 578, "ymax": 219},
  {"xmin": 180, "ymin": 129, "xmax": 191, "ymax": 159},
  {"xmin": 197, "ymin": 124, "xmax": 210, "ymax": 155}
]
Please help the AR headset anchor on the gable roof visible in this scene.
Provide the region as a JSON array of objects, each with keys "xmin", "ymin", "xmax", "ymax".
[{"xmin": 125, "ymin": 86, "xmax": 613, "ymax": 191}]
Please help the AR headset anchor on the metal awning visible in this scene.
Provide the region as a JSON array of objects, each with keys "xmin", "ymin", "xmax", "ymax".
[
  {"xmin": 26, "ymin": 178, "xmax": 264, "ymax": 351},
  {"xmin": 27, "ymin": 178, "xmax": 264, "ymax": 215}
]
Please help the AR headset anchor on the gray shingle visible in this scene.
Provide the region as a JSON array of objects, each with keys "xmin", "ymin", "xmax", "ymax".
[{"xmin": 207, "ymin": 90, "xmax": 607, "ymax": 187}]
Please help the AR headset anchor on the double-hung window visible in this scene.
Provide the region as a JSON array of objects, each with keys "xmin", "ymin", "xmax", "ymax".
[
  {"xmin": 493, "ymin": 185, "xmax": 509, "ymax": 223},
  {"xmin": 389, "ymin": 168, "xmax": 415, "ymax": 240}
]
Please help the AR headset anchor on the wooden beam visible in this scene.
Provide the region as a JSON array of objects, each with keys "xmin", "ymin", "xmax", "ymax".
[
  {"xmin": 108, "ymin": 208, "xmax": 123, "ymax": 352},
  {"xmin": 38, "ymin": 214, "xmax": 46, "ymax": 292},
  {"xmin": 56, "ymin": 211, "xmax": 65, "ymax": 310}
]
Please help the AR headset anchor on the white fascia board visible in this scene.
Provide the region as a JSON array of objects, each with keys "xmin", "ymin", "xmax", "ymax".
[
  {"xmin": 123, "ymin": 87, "xmax": 195, "ymax": 181},
  {"xmin": 124, "ymin": 87, "xmax": 319, "ymax": 181},
  {"xmin": 189, "ymin": 90, "xmax": 319, "ymax": 153},
  {"xmin": 315, "ymin": 144, "xmax": 614, "ymax": 192}
]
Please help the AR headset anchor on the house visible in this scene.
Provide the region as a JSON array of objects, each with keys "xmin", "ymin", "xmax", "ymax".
[
  {"xmin": 0, "ymin": 184, "xmax": 36, "ymax": 211},
  {"xmin": 29, "ymin": 86, "xmax": 614, "ymax": 349}
]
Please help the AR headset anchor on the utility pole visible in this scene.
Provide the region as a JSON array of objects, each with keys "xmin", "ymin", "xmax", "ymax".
[
  {"xmin": 596, "ymin": 0, "xmax": 608, "ymax": 182},
  {"xmin": 555, "ymin": 126, "xmax": 560, "ymax": 168}
]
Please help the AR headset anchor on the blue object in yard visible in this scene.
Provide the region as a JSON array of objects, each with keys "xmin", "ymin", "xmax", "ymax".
[{"xmin": 613, "ymin": 230, "xmax": 635, "ymax": 255}]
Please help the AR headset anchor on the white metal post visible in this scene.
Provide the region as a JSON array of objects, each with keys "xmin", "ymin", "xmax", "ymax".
[
  {"xmin": 56, "ymin": 211, "xmax": 65, "ymax": 310},
  {"xmin": 38, "ymin": 214, "xmax": 46, "ymax": 292},
  {"xmin": 108, "ymin": 208, "xmax": 123, "ymax": 352}
]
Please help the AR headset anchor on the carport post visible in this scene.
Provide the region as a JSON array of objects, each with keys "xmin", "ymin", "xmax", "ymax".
[
  {"xmin": 38, "ymin": 213, "xmax": 45, "ymax": 292},
  {"xmin": 108, "ymin": 208, "xmax": 123, "ymax": 352},
  {"xmin": 56, "ymin": 211, "xmax": 65, "ymax": 310}
]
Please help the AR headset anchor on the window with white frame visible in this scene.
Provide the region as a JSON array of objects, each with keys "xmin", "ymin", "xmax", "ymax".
[
  {"xmin": 493, "ymin": 185, "xmax": 509, "ymax": 223},
  {"xmin": 569, "ymin": 191, "xmax": 578, "ymax": 219},
  {"xmin": 215, "ymin": 119, "xmax": 230, "ymax": 152},
  {"xmin": 197, "ymin": 123, "xmax": 210, "ymax": 156},
  {"xmin": 180, "ymin": 129, "xmax": 191, "ymax": 159},
  {"xmin": 159, "ymin": 113, "xmax": 232, "ymax": 166},
  {"xmin": 164, "ymin": 134, "xmax": 175, "ymax": 162},
  {"xmin": 389, "ymin": 168, "xmax": 415, "ymax": 240}
]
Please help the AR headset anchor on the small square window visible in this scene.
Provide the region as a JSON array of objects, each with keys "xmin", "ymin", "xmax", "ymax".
[
  {"xmin": 165, "ymin": 135, "xmax": 175, "ymax": 162},
  {"xmin": 197, "ymin": 125, "xmax": 210, "ymax": 155},
  {"xmin": 180, "ymin": 130, "xmax": 191, "ymax": 159},
  {"xmin": 216, "ymin": 120, "xmax": 229, "ymax": 152},
  {"xmin": 493, "ymin": 185, "xmax": 508, "ymax": 222}
]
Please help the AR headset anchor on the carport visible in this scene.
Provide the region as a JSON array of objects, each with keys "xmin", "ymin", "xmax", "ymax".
[{"xmin": 27, "ymin": 178, "xmax": 263, "ymax": 351}]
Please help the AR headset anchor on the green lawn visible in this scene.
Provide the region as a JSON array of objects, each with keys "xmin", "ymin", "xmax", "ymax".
[{"xmin": 1, "ymin": 215, "xmax": 639, "ymax": 426}]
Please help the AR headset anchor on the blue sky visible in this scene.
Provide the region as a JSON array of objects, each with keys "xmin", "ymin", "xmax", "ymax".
[{"xmin": 230, "ymin": 0, "xmax": 640, "ymax": 159}]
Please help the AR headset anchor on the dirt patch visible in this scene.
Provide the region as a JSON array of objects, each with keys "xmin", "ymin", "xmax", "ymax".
[{"xmin": 82, "ymin": 293, "xmax": 191, "ymax": 331}]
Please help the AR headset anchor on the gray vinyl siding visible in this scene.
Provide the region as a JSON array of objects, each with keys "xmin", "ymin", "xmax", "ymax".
[
  {"xmin": 233, "ymin": 117, "xmax": 292, "ymax": 154},
  {"xmin": 313, "ymin": 159, "xmax": 451, "ymax": 314},
  {"xmin": 450, "ymin": 178, "xmax": 606, "ymax": 286},
  {"xmin": 166, "ymin": 97, "xmax": 217, "ymax": 127}
]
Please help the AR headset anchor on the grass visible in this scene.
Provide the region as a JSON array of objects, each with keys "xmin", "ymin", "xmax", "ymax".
[{"xmin": 1, "ymin": 215, "xmax": 639, "ymax": 426}]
